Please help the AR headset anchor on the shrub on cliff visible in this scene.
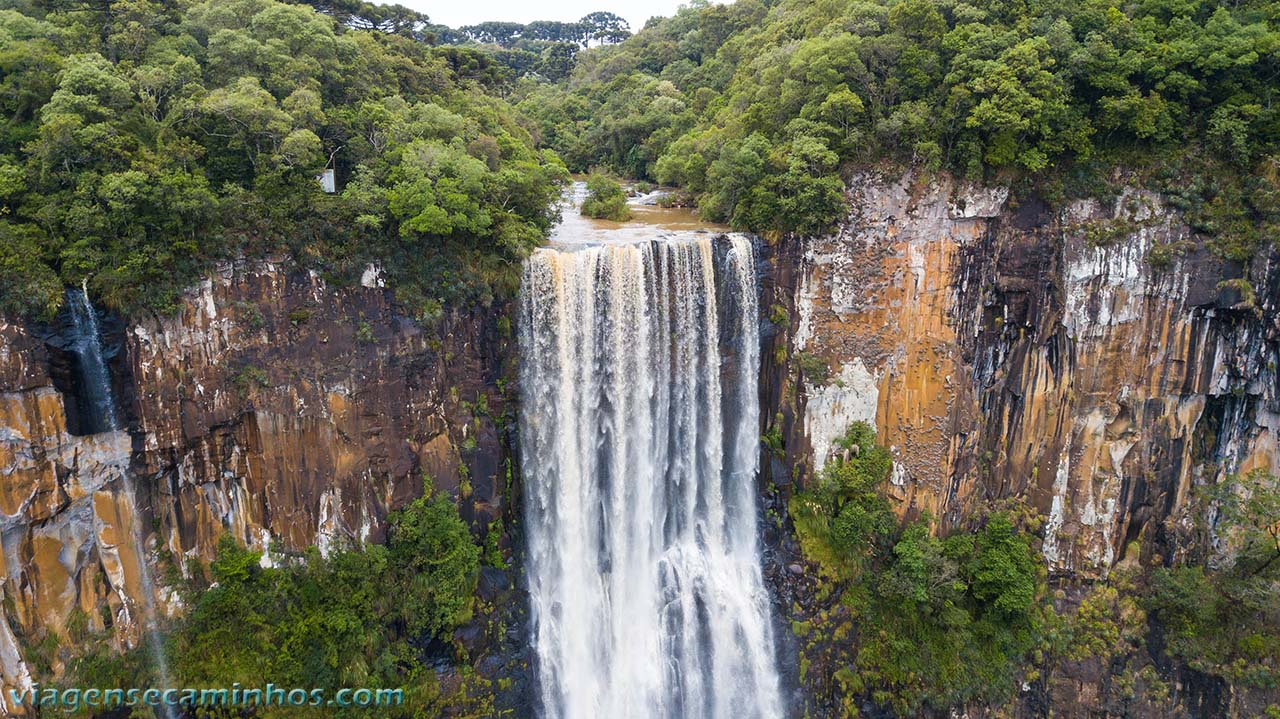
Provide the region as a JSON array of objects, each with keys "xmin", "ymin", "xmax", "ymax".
[
  {"xmin": 579, "ymin": 173, "xmax": 632, "ymax": 220},
  {"xmin": 388, "ymin": 491, "xmax": 482, "ymax": 638},
  {"xmin": 790, "ymin": 422, "xmax": 1048, "ymax": 714},
  {"xmin": 151, "ymin": 491, "xmax": 482, "ymax": 717},
  {"xmin": 1145, "ymin": 469, "xmax": 1280, "ymax": 686},
  {"xmin": 789, "ymin": 422, "xmax": 895, "ymax": 578}
]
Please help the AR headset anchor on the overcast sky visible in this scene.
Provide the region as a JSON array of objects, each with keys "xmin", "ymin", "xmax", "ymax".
[{"xmin": 400, "ymin": 0, "xmax": 688, "ymax": 32}]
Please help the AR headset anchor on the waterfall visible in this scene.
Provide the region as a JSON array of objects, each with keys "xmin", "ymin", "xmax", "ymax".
[
  {"xmin": 518, "ymin": 236, "xmax": 784, "ymax": 719},
  {"xmin": 65, "ymin": 286, "xmax": 175, "ymax": 718},
  {"xmin": 67, "ymin": 284, "xmax": 121, "ymax": 433}
]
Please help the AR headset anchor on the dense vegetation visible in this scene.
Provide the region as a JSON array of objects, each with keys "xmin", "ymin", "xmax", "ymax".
[
  {"xmin": 1146, "ymin": 468, "xmax": 1280, "ymax": 686},
  {"xmin": 0, "ymin": 0, "xmax": 566, "ymax": 318},
  {"xmin": 10, "ymin": 0, "xmax": 1275, "ymax": 317},
  {"xmin": 447, "ymin": 13, "xmax": 632, "ymax": 82},
  {"xmin": 518, "ymin": 0, "xmax": 1280, "ymax": 252},
  {"xmin": 579, "ymin": 173, "xmax": 631, "ymax": 220},
  {"xmin": 789, "ymin": 422, "xmax": 1280, "ymax": 715},
  {"xmin": 790, "ymin": 422, "xmax": 1048, "ymax": 714},
  {"xmin": 58, "ymin": 490, "xmax": 487, "ymax": 718}
]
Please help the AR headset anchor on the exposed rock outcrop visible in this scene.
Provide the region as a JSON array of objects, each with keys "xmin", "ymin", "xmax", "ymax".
[
  {"xmin": 775, "ymin": 169, "xmax": 1277, "ymax": 573},
  {"xmin": 0, "ymin": 261, "xmax": 516, "ymax": 709},
  {"xmin": 760, "ymin": 168, "xmax": 1280, "ymax": 717},
  {"xmin": 2, "ymin": 169, "xmax": 1277, "ymax": 718}
]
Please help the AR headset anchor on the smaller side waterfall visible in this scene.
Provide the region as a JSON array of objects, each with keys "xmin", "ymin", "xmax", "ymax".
[
  {"xmin": 66, "ymin": 284, "xmax": 120, "ymax": 433},
  {"xmin": 66, "ymin": 286, "xmax": 174, "ymax": 717}
]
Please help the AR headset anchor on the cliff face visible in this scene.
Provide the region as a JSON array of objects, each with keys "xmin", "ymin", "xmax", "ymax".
[
  {"xmin": 775, "ymin": 169, "xmax": 1277, "ymax": 573},
  {"xmin": 0, "ymin": 262, "xmax": 516, "ymax": 711},
  {"xmin": 2, "ymin": 171, "xmax": 1277, "ymax": 717},
  {"xmin": 761, "ymin": 169, "xmax": 1279, "ymax": 717},
  {"xmin": 125, "ymin": 263, "xmax": 512, "ymax": 562}
]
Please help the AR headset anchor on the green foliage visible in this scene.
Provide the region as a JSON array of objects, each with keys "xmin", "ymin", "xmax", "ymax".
[
  {"xmin": 46, "ymin": 483, "xmax": 483, "ymax": 711},
  {"xmin": 484, "ymin": 518, "xmax": 508, "ymax": 570},
  {"xmin": 761, "ymin": 412, "xmax": 785, "ymax": 459},
  {"xmin": 790, "ymin": 422, "xmax": 895, "ymax": 579},
  {"xmin": 0, "ymin": 221, "xmax": 62, "ymax": 319},
  {"xmin": 1060, "ymin": 581, "xmax": 1147, "ymax": 663},
  {"xmin": 1146, "ymin": 469, "xmax": 1280, "ymax": 686},
  {"xmin": 388, "ymin": 491, "xmax": 482, "ymax": 637},
  {"xmin": 849, "ymin": 512, "xmax": 1045, "ymax": 714},
  {"xmin": 170, "ymin": 538, "xmax": 429, "ymax": 718},
  {"xmin": 456, "ymin": 13, "xmax": 631, "ymax": 52},
  {"xmin": 579, "ymin": 172, "xmax": 632, "ymax": 220},
  {"xmin": 790, "ymin": 422, "xmax": 1047, "ymax": 714},
  {"xmin": 356, "ymin": 320, "xmax": 376, "ymax": 343},
  {"xmin": 797, "ymin": 352, "xmax": 831, "ymax": 385},
  {"xmin": 968, "ymin": 514, "xmax": 1038, "ymax": 618},
  {"xmin": 0, "ymin": 0, "xmax": 566, "ymax": 317},
  {"xmin": 156, "ymin": 490, "xmax": 480, "ymax": 717},
  {"xmin": 236, "ymin": 301, "xmax": 266, "ymax": 329},
  {"xmin": 232, "ymin": 364, "xmax": 270, "ymax": 394},
  {"xmin": 768, "ymin": 303, "xmax": 788, "ymax": 327},
  {"xmin": 517, "ymin": 0, "xmax": 1280, "ymax": 247}
]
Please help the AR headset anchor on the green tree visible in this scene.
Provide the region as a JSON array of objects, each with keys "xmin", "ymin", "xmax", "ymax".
[
  {"xmin": 388, "ymin": 491, "xmax": 482, "ymax": 638},
  {"xmin": 579, "ymin": 172, "xmax": 631, "ymax": 220},
  {"xmin": 790, "ymin": 422, "xmax": 1047, "ymax": 713},
  {"xmin": 1, "ymin": 0, "xmax": 566, "ymax": 318},
  {"xmin": 1147, "ymin": 470, "xmax": 1280, "ymax": 685}
]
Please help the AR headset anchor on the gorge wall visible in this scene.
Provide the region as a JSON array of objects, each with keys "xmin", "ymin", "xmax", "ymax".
[
  {"xmin": 1, "ymin": 170, "xmax": 1277, "ymax": 717},
  {"xmin": 759, "ymin": 169, "xmax": 1280, "ymax": 717},
  {"xmin": 0, "ymin": 262, "xmax": 517, "ymax": 712}
]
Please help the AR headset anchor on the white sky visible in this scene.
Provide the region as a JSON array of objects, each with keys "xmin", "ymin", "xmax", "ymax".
[{"xmin": 401, "ymin": 0, "xmax": 687, "ymax": 32}]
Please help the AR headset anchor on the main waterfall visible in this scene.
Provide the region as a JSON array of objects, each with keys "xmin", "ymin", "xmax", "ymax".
[{"xmin": 518, "ymin": 235, "xmax": 784, "ymax": 719}]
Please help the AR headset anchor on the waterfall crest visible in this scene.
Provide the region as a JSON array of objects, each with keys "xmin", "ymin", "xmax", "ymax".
[{"xmin": 519, "ymin": 236, "xmax": 783, "ymax": 719}]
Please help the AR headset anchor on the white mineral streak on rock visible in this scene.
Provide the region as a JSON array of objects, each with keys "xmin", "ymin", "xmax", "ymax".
[
  {"xmin": 198, "ymin": 279, "xmax": 217, "ymax": 320},
  {"xmin": 948, "ymin": 184, "xmax": 1009, "ymax": 218},
  {"xmin": 0, "ymin": 610, "xmax": 32, "ymax": 715},
  {"xmin": 805, "ymin": 360, "xmax": 879, "ymax": 474},
  {"xmin": 360, "ymin": 264, "xmax": 385, "ymax": 288},
  {"xmin": 316, "ymin": 488, "xmax": 341, "ymax": 558},
  {"xmin": 793, "ymin": 270, "xmax": 817, "ymax": 352},
  {"xmin": 256, "ymin": 529, "xmax": 276, "ymax": 569},
  {"xmin": 1042, "ymin": 435, "xmax": 1073, "ymax": 568}
]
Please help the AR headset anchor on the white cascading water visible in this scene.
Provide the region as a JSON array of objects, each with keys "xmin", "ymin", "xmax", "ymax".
[
  {"xmin": 67, "ymin": 284, "xmax": 121, "ymax": 434},
  {"xmin": 519, "ymin": 235, "xmax": 784, "ymax": 719}
]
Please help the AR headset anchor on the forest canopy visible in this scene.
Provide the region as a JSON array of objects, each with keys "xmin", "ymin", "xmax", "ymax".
[
  {"xmin": 0, "ymin": 0, "xmax": 567, "ymax": 318},
  {"xmin": 5, "ymin": 0, "xmax": 1279, "ymax": 317},
  {"xmin": 516, "ymin": 0, "xmax": 1280, "ymax": 247}
]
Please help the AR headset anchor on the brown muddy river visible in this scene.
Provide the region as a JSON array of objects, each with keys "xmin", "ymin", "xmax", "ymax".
[{"xmin": 548, "ymin": 181, "xmax": 732, "ymax": 246}]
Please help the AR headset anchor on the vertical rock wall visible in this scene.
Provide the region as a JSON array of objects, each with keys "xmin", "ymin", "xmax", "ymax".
[
  {"xmin": 0, "ymin": 261, "xmax": 516, "ymax": 709},
  {"xmin": 760, "ymin": 168, "xmax": 1280, "ymax": 717},
  {"xmin": 775, "ymin": 170, "xmax": 1277, "ymax": 577}
]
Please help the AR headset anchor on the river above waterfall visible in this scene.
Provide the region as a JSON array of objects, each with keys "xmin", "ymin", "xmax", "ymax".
[{"xmin": 548, "ymin": 180, "xmax": 731, "ymax": 246}]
